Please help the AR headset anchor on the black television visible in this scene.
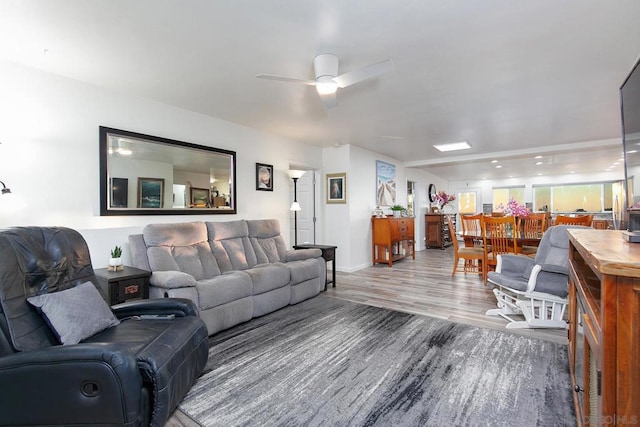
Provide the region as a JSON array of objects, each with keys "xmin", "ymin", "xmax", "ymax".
[{"xmin": 621, "ymin": 55, "xmax": 640, "ymax": 232}]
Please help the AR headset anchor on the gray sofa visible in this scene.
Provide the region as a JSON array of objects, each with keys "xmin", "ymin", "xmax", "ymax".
[{"xmin": 129, "ymin": 219, "xmax": 326, "ymax": 335}]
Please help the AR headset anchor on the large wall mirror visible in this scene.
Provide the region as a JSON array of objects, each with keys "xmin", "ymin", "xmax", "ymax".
[{"xmin": 99, "ymin": 126, "xmax": 236, "ymax": 215}]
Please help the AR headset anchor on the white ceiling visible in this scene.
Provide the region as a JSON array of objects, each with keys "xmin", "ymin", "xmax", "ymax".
[{"xmin": 1, "ymin": 0, "xmax": 639, "ymax": 180}]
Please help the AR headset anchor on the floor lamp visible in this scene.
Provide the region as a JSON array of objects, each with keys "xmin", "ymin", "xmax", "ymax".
[{"xmin": 288, "ymin": 170, "xmax": 306, "ymax": 246}]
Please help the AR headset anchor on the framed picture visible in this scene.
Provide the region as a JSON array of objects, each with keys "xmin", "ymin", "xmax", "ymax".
[
  {"xmin": 110, "ymin": 177, "xmax": 128, "ymax": 208},
  {"xmin": 190, "ymin": 187, "xmax": 210, "ymax": 207},
  {"xmin": 256, "ymin": 163, "xmax": 274, "ymax": 191},
  {"xmin": 376, "ymin": 160, "xmax": 396, "ymax": 207},
  {"xmin": 137, "ymin": 178, "xmax": 164, "ymax": 208},
  {"xmin": 326, "ymin": 172, "xmax": 346, "ymax": 204}
]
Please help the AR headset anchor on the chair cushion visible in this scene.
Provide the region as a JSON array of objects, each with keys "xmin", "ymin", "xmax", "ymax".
[
  {"xmin": 487, "ymin": 271, "xmax": 529, "ymax": 292},
  {"xmin": 27, "ymin": 281, "xmax": 120, "ymax": 345}
]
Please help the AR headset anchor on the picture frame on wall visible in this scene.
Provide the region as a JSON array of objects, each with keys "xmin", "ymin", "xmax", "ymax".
[
  {"xmin": 137, "ymin": 178, "xmax": 164, "ymax": 208},
  {"xmin": 256, "ymin": 163, "xmax": 274, "ymax": 191},
  {"xmin": 190, "ymin": 187, "xmax": 210, "ymax": 207},
  {"xmin": 376, "ymin": 160, "xmax": 396, "ymax": 207},
  {"xmin": 326, "ymin": 172, "xmax": 347, "ymax": 204}
]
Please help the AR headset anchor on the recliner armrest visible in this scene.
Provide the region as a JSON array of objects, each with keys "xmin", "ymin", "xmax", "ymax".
[
  {"xmin": 0, "ymin": 344, "xmax": 143, "ymax": 426},
  {"xmin": 149, "ymin": 270, "xmax": 197, "ymax": 289},
  {"xmin": 285, "ymin": 248, "xmax": 322, "ymax": 262},
  {"xmin": 527, "ymin": 268, "xmax": 569, "ymax": 298},
  {"xmin": 496, "ymin": 254, "xmax": 534, "ymax": 274},
  {"xmin": 112, "ymin": 298, "xmax": 199, "ymax": 318},
  {"xmin": 538, "ymin": 263, "xmax": 569, "ymax": 275}
]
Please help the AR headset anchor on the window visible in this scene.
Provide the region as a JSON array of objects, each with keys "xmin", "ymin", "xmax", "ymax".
[
  {"xmin": 533, "ymin": 182, "xmax": 618, "ymax": 212},
  {"xmin": 492, "ymin": 187, "xmax": 524, "ymax": 210},
  {"xmin": 457, "ymin": 191, "xmax": 477, "ymax": 214}
]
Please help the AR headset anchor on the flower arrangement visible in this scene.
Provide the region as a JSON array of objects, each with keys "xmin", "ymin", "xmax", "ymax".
[
  {"xmin": 496, "ymin": 199, "xmax": 530, "ymax": 217},
  {"xmin": 434, "ymin": 191, "xmax": 456, "ymax": 209}
]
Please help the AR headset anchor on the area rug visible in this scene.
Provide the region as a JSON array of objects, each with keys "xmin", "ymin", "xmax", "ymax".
[{"xmin": 178, "ymin": 295, "xmax": 574, "ymax": 426}]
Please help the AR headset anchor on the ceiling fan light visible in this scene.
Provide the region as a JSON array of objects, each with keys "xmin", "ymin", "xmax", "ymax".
[{"xmin": 316, "ymin": 81, "xmax": 338, "ymax": 95}]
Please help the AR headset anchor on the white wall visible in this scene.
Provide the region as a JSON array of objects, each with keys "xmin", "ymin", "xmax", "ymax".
[
  {"xmin": 0, "ymin": 60, "xmax": 323, "ymax": 267},
  {"xmin": 322, "ymin": 144, "xmax": 409, "ymax": 272}
]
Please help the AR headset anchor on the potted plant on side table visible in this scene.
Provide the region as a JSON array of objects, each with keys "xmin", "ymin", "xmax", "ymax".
[{"xmin": 109, "ymin": 246, "xmax": 123, "ymax": 271}]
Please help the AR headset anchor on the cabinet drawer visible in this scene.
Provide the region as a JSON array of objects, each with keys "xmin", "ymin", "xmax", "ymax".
[{"xmin": 117, "ymin": 278, "xmax": 145, "ymax": 301}]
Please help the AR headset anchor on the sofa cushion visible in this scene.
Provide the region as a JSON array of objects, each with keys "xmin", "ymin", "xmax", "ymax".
[
  {"xmin": 247, "ymin": 219, "xmax": 287, "ymax": 264},
  {"xmin": 245, "ymin": 263, "xmax": 291, "ymax": 295},
  {"xmin": 27, "ymin": 281, "xmax": 120, "ymax": 345},
  {"xmin": 195, "ymin": 271, "xmax": 253, "ymax": 310},
  {"xmin": 207, "ymin": 220, "xmax": 257, "ymax": 272},
  {"xmin": 144, "ymin": 222, "xmax": 221, "ymax": 280},
  {"xmin": 288, "ymin": 258, "xmax": 323, "ymax": 284}
]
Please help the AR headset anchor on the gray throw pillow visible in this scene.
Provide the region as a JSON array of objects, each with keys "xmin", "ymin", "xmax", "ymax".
[{"xmin": 27, "ymin": 281, "xmax": 120, "ymax": 345}]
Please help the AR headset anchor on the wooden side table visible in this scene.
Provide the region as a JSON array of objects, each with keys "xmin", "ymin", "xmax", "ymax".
[
  {"xmin": 94, "ymin": 266, "xmax": 151, "ymax": 305},
  {"xmin": 293, "ymin": 244, "xmax": 337, "ymax": 291}
]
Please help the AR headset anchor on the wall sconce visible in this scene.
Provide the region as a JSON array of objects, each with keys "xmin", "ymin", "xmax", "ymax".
[{"xmin": 288, "ymin": 170, "xmax": 306, "ymax": 246}]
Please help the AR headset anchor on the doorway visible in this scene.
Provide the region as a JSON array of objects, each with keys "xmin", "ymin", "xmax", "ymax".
[{"xmin": 290, "ymin": 170, "xmax": 317, "ymax": 246}]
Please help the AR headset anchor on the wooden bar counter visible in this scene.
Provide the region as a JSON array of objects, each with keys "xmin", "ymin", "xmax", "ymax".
[{"xmin": 567, "ymin": 229, "xmax": 640, "ymax": 426}]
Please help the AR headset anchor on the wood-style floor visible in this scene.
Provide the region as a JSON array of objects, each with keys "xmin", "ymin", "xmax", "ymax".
[{"xmin": 325, "ymin": 246, "xmax": 567, "ymax": 345}]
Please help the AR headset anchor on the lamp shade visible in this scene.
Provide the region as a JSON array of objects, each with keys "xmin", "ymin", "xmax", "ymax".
[
  {"xmin": 288, "ymin": 169, "xmax": 306, "ymax": 179},
  {"xmin": 290, "ymin": 201, "xmax": 301, "ymax": 211}
]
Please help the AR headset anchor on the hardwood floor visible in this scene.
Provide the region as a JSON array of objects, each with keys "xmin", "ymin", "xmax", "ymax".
[{"xmin": 325, "ymin": 246, "xmax": 568, "ymax": 345}]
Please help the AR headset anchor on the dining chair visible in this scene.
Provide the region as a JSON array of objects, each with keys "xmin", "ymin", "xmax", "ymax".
[
  {"xmin": 447, "ymin": 216, "xmax": 485, "ymax": 277},
  {"xmin": 517, "ymin": 212, "xmax": 547, "ymax": 256},
  {"xmin": 555, "ymin": 214, "xmax": 593, "ymax": 226},
  {"xmin": 460, "ymin": 213, "xmax": 484, "ymax": 248},
  {"xmin": 481, "ymin": 215, "xmax": 518, "ymax": 283}
]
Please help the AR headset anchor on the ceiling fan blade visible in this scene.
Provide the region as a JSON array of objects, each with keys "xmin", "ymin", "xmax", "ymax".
[
  {"xmin": 320, "ymin": 92, "xmax": 337, "ymax": 109},
  {"xmin": 255, "ymin": 74, "xmax": 317, "ymax": 86},
  {"xmin": 333, "ymin": 59, "xmax": 393, "ymax": 88}
]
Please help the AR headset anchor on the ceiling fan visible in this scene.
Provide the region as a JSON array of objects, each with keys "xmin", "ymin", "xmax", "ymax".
[{"xmin": 256, "ymin": 54, "xmax": 393, "ymax": 108}]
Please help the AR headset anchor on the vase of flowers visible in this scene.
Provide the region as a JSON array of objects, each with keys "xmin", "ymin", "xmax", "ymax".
[
  {"xmin": 434, "ymin": 191, "xmax": 456, "ymax": 212},
  {"xmin": 497, "ymin": 199, "xmax": 530, "ymax": 217}
]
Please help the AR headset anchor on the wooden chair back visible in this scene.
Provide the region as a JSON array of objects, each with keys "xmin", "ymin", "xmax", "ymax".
[
  {"xmin": 460, "ymin": 213, "xmax": 483, "ymax": 247},
  {"xmin": 481, "ymin": 215, "xmax": 518, "ymax": 282},
  {"xmin": 518, "ymin": 212, "xmax": 547, "ymax": 237},
  {"xmin": 555, "ymin": 214, "xmax": 593, "ymax": 226}
]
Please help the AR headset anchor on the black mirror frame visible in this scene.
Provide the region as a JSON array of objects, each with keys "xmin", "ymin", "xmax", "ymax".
[{"xmin": 99, "ymin": 126, "xmax": 237, "ymax": 216}]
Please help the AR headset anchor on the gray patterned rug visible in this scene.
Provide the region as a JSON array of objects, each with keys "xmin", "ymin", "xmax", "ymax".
[{"xmin": 177, "ymin": 295, "xmax": 574, "ymax": 426}]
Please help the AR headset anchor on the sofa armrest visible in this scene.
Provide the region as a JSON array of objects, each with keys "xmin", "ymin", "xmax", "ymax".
[
  {"xmin": 0, "ymin": 344, "xmax": 143, "ymax": 426},
  {"xmin": 149, "ymin": 270, "xmax": 197, "ymax": 289},
  {"xmin": 285, "ymin": 248, "xmax": 322, "ymax": 262},
  {"xmin": 112, "ymin": 298, "xmax": 199, "ymax": 318}
]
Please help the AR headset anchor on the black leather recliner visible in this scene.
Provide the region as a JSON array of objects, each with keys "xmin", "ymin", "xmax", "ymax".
[{"xmin": 0, "ymin": 227, "xmax": 209, "ymax": 426}]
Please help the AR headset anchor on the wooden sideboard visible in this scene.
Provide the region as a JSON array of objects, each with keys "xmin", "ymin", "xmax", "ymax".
[
  {"xmin": 425, "ymin": 213, "xmax": 456, "ymax": 249},
  {"xmin": 371, "ymin": 216, "xmax": 415, "ymax": 266},
  {"xmin": 567, "ymin": 229, "xmax": 640, "ymax": 426}
]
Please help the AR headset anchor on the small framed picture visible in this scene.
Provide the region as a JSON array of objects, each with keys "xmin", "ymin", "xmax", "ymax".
[
  {"xmin": 256, "ymin": 163, "xmax": 274, "ymax": 191},
  {"xmin": 190, "ymin": 187, "xmax": 210, "ymax": 208},
  {"xmin": 326, "ymin": 172, "xmax": 346, "ymax": 204},
  {"xmin": 137, "ymin": 177, "xmax": 164, "ymax": 208}
]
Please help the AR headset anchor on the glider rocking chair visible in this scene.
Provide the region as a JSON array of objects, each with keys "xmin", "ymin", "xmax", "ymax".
[{"xmin": 485, "ymin": 225, "xmax": 587, "ymax": 329}]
